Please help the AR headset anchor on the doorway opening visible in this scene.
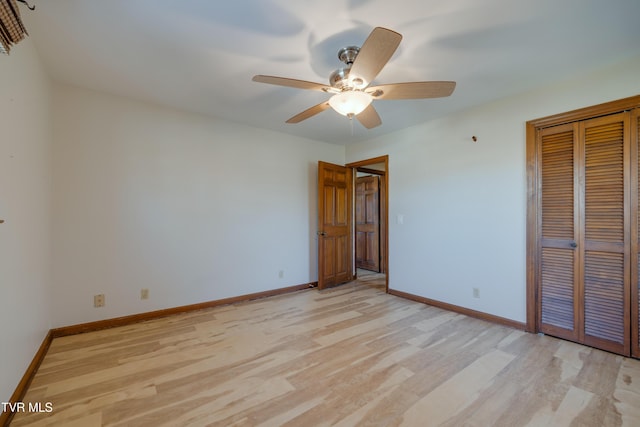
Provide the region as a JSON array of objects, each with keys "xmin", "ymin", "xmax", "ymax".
[
  {"xmin": 346, "ymin": 156, "xmax": 389, "ymax": 292},
  {"xmin": 316, "ymin": 156, "xmax": 389, "ymax": 291}
]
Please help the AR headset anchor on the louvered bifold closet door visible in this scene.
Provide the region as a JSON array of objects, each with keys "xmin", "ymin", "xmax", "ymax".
[
  {"xmin": 633, "ymin": 108, "xmax": 640, "ymax": 358},
  {"xmin": 539, "ymin": 123, "xmax": 580, "ymax": 341},
  {"xmin": 581, "ymin": 113, "xmax": 631, "ymax": 355}
]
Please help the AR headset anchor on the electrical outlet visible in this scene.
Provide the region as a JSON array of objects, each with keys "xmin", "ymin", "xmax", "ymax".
[
  {"xmin": 473, "ymin": 288, "xmax": 480, "ymax": 298},
  {"xmin": 94, "ymin": 294, "xmax": 105, "ymax": 307},
  {"xmin": 141, "ymin": 289, "xmax": 149, "ymax": 300}
]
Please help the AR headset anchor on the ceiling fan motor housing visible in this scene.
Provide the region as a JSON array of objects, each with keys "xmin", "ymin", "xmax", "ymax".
[
  {"xmin": 330, "ymin": 46, "xmax": 366, "ymax": 90},
  {"xmin": 329, "ymin": 67, "xmax": 352, "ymax": 89}
]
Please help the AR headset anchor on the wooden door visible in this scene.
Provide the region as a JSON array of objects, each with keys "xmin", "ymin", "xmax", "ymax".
[
  {"xmin": 379, "ymin": 174, "xmax": 387, "ymax": 274},
  {"xmin": 317, "ymin": 161, "xmax": 353, "ymax": 289},
  {"xmin": 538, "ymin": 123, "xmax": 581, "ymax": 342},
  {"xmin": 539, "ymin": 113, "xmax": 631, "ymax": 355},
  {"xmin": 355, "ymin": 175, "xmax": 380, "ymax": 272},
  {"xmin": 632, "ymin": 108, "xmax": 640, "ymax": 358},
  {"xmin": 580, "ymin": 113, "xmax": 630, "ymax": 355}
]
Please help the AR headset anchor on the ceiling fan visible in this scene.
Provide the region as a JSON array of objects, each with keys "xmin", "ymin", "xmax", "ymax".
[{"xmin": 252, "ymin": 27, "xmax": 456, "ymax": 129}]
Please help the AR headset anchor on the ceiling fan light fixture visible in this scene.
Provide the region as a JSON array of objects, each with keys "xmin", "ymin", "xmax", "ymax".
[{"xmin": 328, "ymin": 91, "xmax": 373, "ymax": 117}]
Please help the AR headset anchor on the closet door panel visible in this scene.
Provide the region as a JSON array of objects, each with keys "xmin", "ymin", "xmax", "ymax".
[
  {"xmin": 581, "ymin": 114, "xmax": 630, "ymax": 354},
  {"xmin": 539, "ymin": 124, "xmax": 579, "ymax": 339},
  {"xmin": 541, "ymin": 248, "xmax": 575, "ymax": 332},
  {"xmin": 583, "ymin": 251, "xmax": 625, "ymax": 344}
]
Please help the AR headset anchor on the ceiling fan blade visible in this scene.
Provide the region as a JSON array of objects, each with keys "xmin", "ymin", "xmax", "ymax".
[
  {"xmin": 349, "ymin": 27, "xmax": 402, "ymax": 86},
  {"xmin": 356, "ymin": 104, "xmax": 382, "ymax": 129},
  {"xmin": 286, "ymin": 101, "xmax": 331, "ymax": 123},
  {"xmin": 252, "ymin": 75, "xmax": 333, "ymax": 92},
  {"xmin": 368, "ymin": 81, "xmax": 456, "ymax": 100}
]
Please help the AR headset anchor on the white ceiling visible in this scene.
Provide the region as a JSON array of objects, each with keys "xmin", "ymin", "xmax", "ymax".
[{"xmin": 21, "ymin": 0, "xmax": 640, "ymax": 145}]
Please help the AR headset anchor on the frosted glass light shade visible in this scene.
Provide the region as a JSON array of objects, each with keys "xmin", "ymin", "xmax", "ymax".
[{"xmin": 329, "ymin": 91, "xmax": 373, "ymax": 116}]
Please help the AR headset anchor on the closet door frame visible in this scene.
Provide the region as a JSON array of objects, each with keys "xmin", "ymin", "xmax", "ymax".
[
  {"xmin": 526, "ymin": 95, "xmax": 640, "ymax": 343},
  {"xmin": 632, "ymin": 108, "xmax": 640, "ymax": 358}
]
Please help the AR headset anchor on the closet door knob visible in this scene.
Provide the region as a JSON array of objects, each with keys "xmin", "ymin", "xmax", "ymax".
[{"xmin": 570, "ymin": 241, "xmax": 577, "ymax": 248}]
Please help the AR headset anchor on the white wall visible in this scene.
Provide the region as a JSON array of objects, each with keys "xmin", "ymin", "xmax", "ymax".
[
  {"xmin": 51, "ymin": 84, "xmax": 344, "ymax": 327},
  {"xmin": 347, "ymin": 55, "xmax": 640, "ymax": 323},
  {"xmin": 0, "ymin": 39, "xmax": 52, "ymax": 402}
]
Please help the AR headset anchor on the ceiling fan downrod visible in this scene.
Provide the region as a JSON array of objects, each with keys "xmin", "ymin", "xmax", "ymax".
[{"xmin": 338, "ymin": 46, "xmax": 360, "ymax": 65}]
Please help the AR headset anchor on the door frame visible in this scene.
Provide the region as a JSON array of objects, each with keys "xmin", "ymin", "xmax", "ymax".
[
  {"xmin": 526, "ymin": 95, "xmax": 640, "ymax": 333},
  {"xmin": 346, "ymin": 155, "xmax": 389, "ymax": 291}
]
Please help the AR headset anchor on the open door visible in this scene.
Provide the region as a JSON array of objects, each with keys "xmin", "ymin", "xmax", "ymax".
[
  {"xmin": 317, "ymin": 161, "xmax": 353, "ymax": 289},
  {"xmin": 355, "ymin": 175, "xmax": 380, "ymax": 272}
]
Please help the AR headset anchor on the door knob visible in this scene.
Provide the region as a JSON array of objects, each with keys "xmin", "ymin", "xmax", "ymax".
[
  {"xmin": 570, "ymin": 242, "xmax": 577, "ymax": 248},
  {"xmin": 317, "ymin": 231, "xmax": 326, "ymax": 236}
]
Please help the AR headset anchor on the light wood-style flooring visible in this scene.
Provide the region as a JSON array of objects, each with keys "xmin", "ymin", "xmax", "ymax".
[{"xmin": 10, "ymin": 273, "xmax": 640, "ymax": 426}]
